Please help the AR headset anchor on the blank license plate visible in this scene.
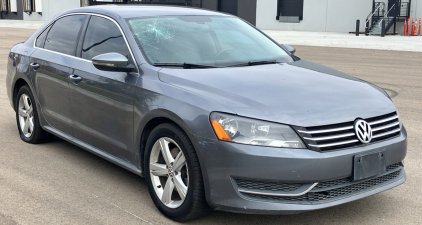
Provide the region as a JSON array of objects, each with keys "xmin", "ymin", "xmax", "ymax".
[{"xmin": 353, "ymin": 150, "xmax": 386, "ymax": 181}]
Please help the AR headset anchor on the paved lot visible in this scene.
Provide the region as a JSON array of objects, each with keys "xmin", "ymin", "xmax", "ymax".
[
  {"xmin": 265, "ymin": 30, "xmax": 422, "ymax": 52},
  {"xmin": 0, "ymin": 27, "xmax": 421, "ymax": 225}
]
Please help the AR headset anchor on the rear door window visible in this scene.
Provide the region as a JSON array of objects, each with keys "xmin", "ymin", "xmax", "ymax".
[
  {"xmin": 44, "ymin": 15, "xmax": 87, "ymax": 56},
  {"xmin": 81, "ymin": 16, "xmax": 130, "ymax": 61}
]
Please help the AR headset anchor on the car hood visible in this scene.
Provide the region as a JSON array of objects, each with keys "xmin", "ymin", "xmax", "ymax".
[{"xmin": 158, "ymin": 59, "xmax": 396, "ymax": 127}]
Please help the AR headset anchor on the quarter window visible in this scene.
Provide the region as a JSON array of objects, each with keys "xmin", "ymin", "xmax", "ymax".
[
  {"xmin": 44, "ymin": 15, "xmax": 87, "ymax": 55},
  {"xmin": 35, "ymin": 25, "xmax": 51, "ymax": 48},
  {"xmin": 81, "ymin": 16, "xmax": 130, "ymax": 61}
]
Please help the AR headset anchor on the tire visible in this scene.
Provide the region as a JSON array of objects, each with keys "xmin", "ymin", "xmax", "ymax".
[
  {"xmin": 144, "ymin": 123, "xmax": 211, "ymax": 222},
  {"xmin": 15, "ymin": 85, "xmax": 52, "ymax": 144}
]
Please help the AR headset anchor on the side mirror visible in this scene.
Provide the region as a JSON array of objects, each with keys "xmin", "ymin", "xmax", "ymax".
[
  {"xmin": 92, "ymin": 52, "xmax": 135, "ymax": 72},
  {"xmin": 281, "ymin": 44, "xmax": 296, "ymax": 55}
]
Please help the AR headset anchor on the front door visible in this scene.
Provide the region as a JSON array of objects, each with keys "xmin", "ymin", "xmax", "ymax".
[{"xmin": 69, "ymin": 15, "xmax": 138, "ymax": 161}]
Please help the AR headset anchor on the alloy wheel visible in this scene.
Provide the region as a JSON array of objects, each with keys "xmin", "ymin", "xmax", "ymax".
[
  {"xmin": 149, "ymin": 137, "xmax": 189, "ymax": 209},
  {"xmin": 18, "ymin": 94, "xmax": 34, "ymax": 138}
]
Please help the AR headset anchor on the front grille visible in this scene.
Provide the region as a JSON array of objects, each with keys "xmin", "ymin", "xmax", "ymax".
[
  {"xmin": 234, "ymin": 178, "xmax": 301, "ymax": 192},
  {"xmin": 312, "ymin": 163, "xmax": 401, "ymax": 191},
  {"xmin": 242, "ymin": 164, "xmax": 403, "ymax": 204},
  {"xmin": 296, "ymin": 112, "xmax": 401, "ymax": 152}
]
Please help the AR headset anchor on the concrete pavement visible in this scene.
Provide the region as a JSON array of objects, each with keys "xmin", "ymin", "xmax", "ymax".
[
  {"xmin": 0, "ymin": 27, "xmax": 421, "ymax": 224},
  {"xmin": 0, "ymin": 20, "xmax": 45, "ymax": 29}
]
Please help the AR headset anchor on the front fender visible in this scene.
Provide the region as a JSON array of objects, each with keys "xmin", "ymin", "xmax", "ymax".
[{"xmin": 134, "ymin": 104, "xmax": 216, "ymax": 208}]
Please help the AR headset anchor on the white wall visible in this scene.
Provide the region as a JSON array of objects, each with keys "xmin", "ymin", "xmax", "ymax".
[
  {"xmin": 23, "ymin": 0, "xmax": 80, "ymax": 21},
  {"xmin": 256, "ymin": 0, "xmax": 328, "ymax": 32},
  {"xmin": 411, "ymin": 0, "xmax": 422, "ymax": 18},
  {"xmin": 325, "ymin": 0, "xmax": 372, "ymax": 32},
  {"xmin": 257, "ymin": 0, "xmax": 372, "ymax": 32}
]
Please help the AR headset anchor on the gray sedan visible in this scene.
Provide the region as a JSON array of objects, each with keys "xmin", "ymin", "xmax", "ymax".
[{"xmin": 6, "ymin": 5, "xmax": 406, "ymax": 222}]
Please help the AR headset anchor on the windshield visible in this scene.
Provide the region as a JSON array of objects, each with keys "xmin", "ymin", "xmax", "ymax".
[{"xmin": 126, "ymin": 16, "xmax": 293, "ymax": 67}]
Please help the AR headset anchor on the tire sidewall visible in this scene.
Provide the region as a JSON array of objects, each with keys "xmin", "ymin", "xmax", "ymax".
[
  {"xmin": 15, "ymin": 85, "xmax": 37, "ymax": 143},
  {"xmin": 144, "ymin": 124, "xmax": 197, "ymax": 218}
]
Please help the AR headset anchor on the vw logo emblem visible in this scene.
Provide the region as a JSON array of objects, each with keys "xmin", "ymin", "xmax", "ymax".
[{"xmin": 355, "ymin": 119, "xmax": 372, "ymax": 144}]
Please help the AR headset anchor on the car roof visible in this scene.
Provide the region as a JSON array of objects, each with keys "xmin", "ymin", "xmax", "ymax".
[{"xmin": 68, "ymin": 5, "xmax": 228, "ymax": 19}]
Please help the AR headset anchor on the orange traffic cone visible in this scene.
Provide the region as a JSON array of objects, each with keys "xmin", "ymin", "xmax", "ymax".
[
  {"xmin": 412, "ymin": 19, "xmax": 415, "ymax": 35},
  {"xmin": 404, "ymin": 18, "xmax": 407, "ymax": 35}
]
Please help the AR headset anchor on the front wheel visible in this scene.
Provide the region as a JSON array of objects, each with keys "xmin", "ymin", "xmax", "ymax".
[{"xmin": 144, "ymin": 123, "xmax": 210, "ymax": 221}]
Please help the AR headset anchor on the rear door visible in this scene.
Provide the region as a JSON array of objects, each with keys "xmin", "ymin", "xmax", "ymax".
[
  {"xmin": 69, "ymin": 15, "xmax": 138, "ymax": 161},
  {"xmin": 31, "ymin": 15, "xmax": 87, "ymax": 135}
]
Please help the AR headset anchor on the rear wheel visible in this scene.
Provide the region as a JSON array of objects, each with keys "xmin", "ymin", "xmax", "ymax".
[
  {"xmin": 144, "ymin": 123, "xmax": 210, "ymax": 221},
  {"xmin": 15, "ymin": 85, "xmax": 52, "ymax": 143}
]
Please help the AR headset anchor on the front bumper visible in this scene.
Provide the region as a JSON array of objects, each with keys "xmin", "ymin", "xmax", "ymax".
[{"xmin": 197, "ymin": 126, "xmax": 407, "ymax": 214}]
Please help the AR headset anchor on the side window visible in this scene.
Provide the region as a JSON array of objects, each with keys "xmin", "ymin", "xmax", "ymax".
[
  {"xmin": 35, "ymin": 25, "xmax": 52, "ymax": 48},
  {"xmin": 82, "ymin": 16, "xmax": 130, "ymax": 61},
  {"xmin": 44, "ymin": 15, "xmax": 86, "ymax": 55}
]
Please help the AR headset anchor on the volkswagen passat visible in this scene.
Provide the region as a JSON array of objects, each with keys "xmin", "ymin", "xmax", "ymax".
[{"xmin": 6, "ymin": 5, "xmax": 406, "ymax": 221}]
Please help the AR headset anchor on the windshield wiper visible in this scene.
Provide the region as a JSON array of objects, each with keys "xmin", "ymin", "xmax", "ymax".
[
  {"xmin": 153, "ymin": 63, "xmax": 218, "ymax": 69},
  {"xmin": 228, "ymin": 60, "xmax": 279, "ymax": 67}
]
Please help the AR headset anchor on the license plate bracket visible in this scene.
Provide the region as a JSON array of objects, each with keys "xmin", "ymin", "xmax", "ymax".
[{"xmin": 353, "ymin": 150, "xmax": 386, "ymax": 181}]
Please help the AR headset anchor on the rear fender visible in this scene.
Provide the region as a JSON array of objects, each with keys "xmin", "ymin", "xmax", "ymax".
[{"xmin": 7, "ymin": 43, "xmax": 48, "ymax": 128}]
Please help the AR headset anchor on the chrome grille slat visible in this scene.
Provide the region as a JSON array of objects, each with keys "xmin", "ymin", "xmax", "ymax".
[
  {"xmin": 372, "ymin": 121, "xmax": 400, "ymax": 131},
  {"xmin": 297, "ymin": 126, "xmax": 353, "ymax": 134},
  {"xmin": 308, "ymin": 139, "xmax": 359, "ymax": 148},
  {"xmin": 296, "ymin": 112, "xmax": 400, "ymax": 152},
  {"xmin": 368, "ymin": 115, "xmax": 398, "ymax": 126},
  {"xmin": 372, "ymin": 128, "xmax": 401, "ymax": 139},
  {"xmin": 303, "ymin": 132, "xmax": 355, "ymax": 141}
]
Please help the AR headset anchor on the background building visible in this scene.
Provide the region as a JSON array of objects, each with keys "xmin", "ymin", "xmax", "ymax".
[
  {"xmin": 1, "ymin": 0, "xmax": 421, "ymax": 34},
  {"xmin": 257, "ymin": 0, "xmax": 420, "ymax": 34},
  {"xmin": 0, "ymin": 0, "xmax": 80, "ymax": 21}
]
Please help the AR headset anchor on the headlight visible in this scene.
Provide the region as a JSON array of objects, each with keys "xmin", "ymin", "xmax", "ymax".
[{"xmin": 210, "ymin": 112, "xmax": 306, "ymax": 148}]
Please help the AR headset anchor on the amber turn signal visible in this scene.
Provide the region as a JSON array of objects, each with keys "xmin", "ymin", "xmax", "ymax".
[{"xmin": 210, "ymin": 119, "xmax": 232, "ymax": 142}]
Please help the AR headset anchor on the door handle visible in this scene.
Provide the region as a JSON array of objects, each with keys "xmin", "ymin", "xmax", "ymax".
[
  {"xmin": 69, "ymin": 75, "xmax": 83, "ymax": 84},
  {"xmin": 30, "ymin": 63, "xmax": 40, "ymax": 71}
]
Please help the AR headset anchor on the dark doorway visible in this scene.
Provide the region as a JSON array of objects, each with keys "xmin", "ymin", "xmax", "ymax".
[
  {"xmin": 218, "ymin": 0, "xmax": 238, "ymax": 16},
  {"xmin": 277, "ymin": 0, "xmax": 304, "ymax": 20},
  {"xmin": 388, "ymin": 0, "xmax": 396, "ymax": 16}
]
